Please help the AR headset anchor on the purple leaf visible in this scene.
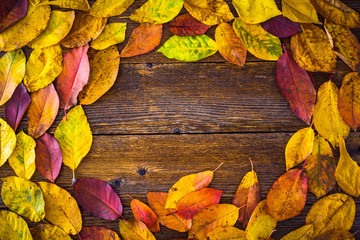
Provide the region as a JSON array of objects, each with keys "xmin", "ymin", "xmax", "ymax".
[
  {"xmin": 5, "ymin": 83, "xmax": 31, "ymax": 131},
  {"xmin": 0, "ymin": 0, "xmax": 28, "ymax": 32},
  {"xmin": 261, "ymin": 16, "xmax": 302, "ymax": 38}
]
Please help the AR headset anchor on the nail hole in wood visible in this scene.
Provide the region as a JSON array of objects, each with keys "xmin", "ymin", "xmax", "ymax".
[
  {"xmin": 112, "ymin": 178, "xmax": 124, "ymax": 187},
  {"xmin": 146, "ymin": 63, "xmax": 152, "ymax": 68},
  {"xmin": 137, "ymin": 168, "xmax": 147, "ymax": 176},
  {"xmin": 173, "ymin": 128, "xmax": 182, "ymax": 134}
]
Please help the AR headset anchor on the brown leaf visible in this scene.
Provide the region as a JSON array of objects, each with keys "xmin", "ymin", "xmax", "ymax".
[{"xmin": 169, "ymin": 13, "xmax": 211, "ymax": 36}]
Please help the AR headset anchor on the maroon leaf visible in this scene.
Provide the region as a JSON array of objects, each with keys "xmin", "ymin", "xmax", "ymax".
[
  {"xmin": 73, "ymin": 178, "xmax": 123, "ymax": 220},
  {"xmin": 35, "ymin": 133, "xmax": 62, "ymax": 183},
  {"xmin": 261, "ymin": 16, "xmax": 302, "ymax": 38},
  {"xmin": 80, "ymin": 226, "xmax": 120, "ymax": 240},
  {"xmin": 276, "ymin": 48, "xmax": 316, "ymax": 125},
  {"xmin": 0, "ymin": 0, "xmax": 27, "ymax": 32},
  {"xmin": 4, "ymin": 83, "xmax": 31, "ymax": 131},
  {"xmin": 170, "ymin": 13, "xmax": 211, "ymax": 36}
]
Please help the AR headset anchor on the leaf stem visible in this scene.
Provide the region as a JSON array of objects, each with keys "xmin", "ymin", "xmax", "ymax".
[{"xmin": 213, "ymin": 162, "xmax": 223, "ymax": 172}]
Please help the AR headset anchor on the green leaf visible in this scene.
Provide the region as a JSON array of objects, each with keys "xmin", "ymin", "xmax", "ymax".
[
  {"xmin": 157, "ymin": 35, "xmax": 217, "ymax": 61},
  {"xmin": 0, "ymin": 211, "xmax": 33, "ymax": 240}
]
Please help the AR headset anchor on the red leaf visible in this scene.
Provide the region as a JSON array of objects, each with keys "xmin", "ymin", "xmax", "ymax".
[
  {"xmin": 0, "ymin": 0, "xmax": 27, "ymax": 32},
  {"xmin": 170, "ymin": 13, "xmax": 211, "ymax": 36},
  {"xmin": 276, "ymin": 49, "xmax": 316, "ymax": 125},
  {"xmin": 261, "ymin": 16, "xmax": 302, "ymax": 38},
  {"xmin": 4, "ymin": 83, "xmax": 30, "ymax": 131},
  {"xmin": 80, "ymin": 226, "xmax": 120, "ymax": 240},
  {"xmin": 73, "ymin": 178, "xmax": 123, "ymax": 220},
  {"xmin": 57, "ymin": 45, "xmax": 90, "ymax": 110},
  {"xmin": 35, "ymin": 133, "xmax": 62, "ymax": 183},
  {"xmin": 130, "ymin": 197, "xmax": 160, "ymax": 232}
]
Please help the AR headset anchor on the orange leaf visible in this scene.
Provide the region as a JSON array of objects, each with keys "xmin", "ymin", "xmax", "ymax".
[
  {"xmin": 266, "ymin": 169, "xmax": 308, "ymax": 221},
  {"xmin": 130, "ymin": 197, "xmax": 160, "ymax": 232}
]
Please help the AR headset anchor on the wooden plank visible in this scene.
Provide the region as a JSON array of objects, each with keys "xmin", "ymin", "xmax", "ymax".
[{"xmin": 0, "ymin": 132, "xmax": 359, "ymax": 239}]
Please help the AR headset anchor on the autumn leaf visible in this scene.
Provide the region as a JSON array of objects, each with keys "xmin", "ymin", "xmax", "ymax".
[
  {"xmin": 158, "ymin": 35, "xmax": 217, "ymax": 62},
  {"xmin": 282, "ymin": 0, "xmax": 319, "ymax": 23},
  {"xmin": 119, "ymin": 219, "xmax": 156, "ymax": 240},
  {"xmin": 245, "ymin": 200, "xmax": 277, "ymax": 240},
  {"xmin": 207, "ymin": 226, "xmax": 245, "ymax": 240},
  {"xmin": 38, "ymin": 182, "xmax": 82, "ymax": 235},
  {"xmin": 120, "ymin": 23, "xmax": 163, "ymax": 58},
  {"xmin": 0, "ymin": 49, "xmax": 26, "ymax": 106},
  {"xmin": 35, "ymin": 133, "xmax": 62, "ymax": 183},
  {"xmin": 170, "ymin": 13, "xmax": 211, "ymax": 36},
  {"xmin": 8, "ymin": 131, "xmax": 36, "ymax": 180},
  {"xmin": 310, "ymin": 0, "xmax": 360, "ymax": 28},
  {"xmin": 1, "ymin": 176, "xmax": 45, "ymax": 222},
  {"xmin": 0, "ymin": 0, "xmax": 27, "ymax": 32},
  {"xmin": 290, "ymin": 24, "xmax": 336, "ymax": 73},
  {"xmin": 130, "ymin": 0, "xmax": 183, "ymax": 24},
  {"xmin": 147, "ymin": 192, "xmax": 192, "ymax": 232},
  {"xmin": 305, "ymin": 135, "xmax": 336, "ymax": 198},
  {"xmin": 90, "ymin": 22, "xmax": 127, "ymax": 50},
  {"xmin": 80, "ymin": 226, "xmax": 120, "ymax": 240},
  {"xmin": 266, "ymin": 169, "xmax": 308, "ymax": 221},
  {"xmin": 38, "ymin": 0, "xmax": 90, "ymax": 11},
  {"xmin": 90, "ymin": 0, "xmax": 134, "ymax": 18},
  {"xmin": 0, "ymin": 0, "xmax": 51, "ymax": 52},
  {"xmin": 31, "ymin": 224, "xmax": 71, "ymax": 240},
  {"xmin": 0, "ymin": 211, "xmax": 32, "ymax": 240},
  {"xmin": 215, "ymin": 23, "xmax": 247, "ymax": 67},
  {"xmin": 233, "ymin": 18, "xmax": 282, "ymax": 61},
  {"xmin": 325, "ymin": 21, "xmax": 360, "ymax": 71},
  {"xmin": 314, "ymin": 230, "xmax": 355, "ymax": 240},
  {"xmin": 313, "ymin": 80, "xmax": 350, "ymax": 147},
  {"xmin": 189, "ymin": 204, "xmax": 239, "ymax": 240},
  {"xmin": 184, "ymin": 0, "xmax": 234, "ymax": 26},
  {"xmin": 73, "ymin": 178, "xmax": 123, "ymax": 220},
  {"xmin": 130, "ymin": 196, "xmax": 160, "ymax": 232},
  {"xmin": 285, "ymin": 127, "xmax": 314, "ymax": 170},
  {"xmin": 5, "ymin": 83, "xmax": 31, "ymax": 131},
  {"xmin": 0, "ymin": 118, "xmax": 16, "ymax": 167},
  {"xmin": 54, "ymin": 105, "xmax": 92, "ymax": 171},
  {"xmin": 305, "ymin": 193, "xmax": 355, "ymax": 237},
  {"xmin": 232, "ymin": 160, "xmax": 261, "ymax": 228},
  {"xmin": 56, "ymin": 45, "xmax": 89, "ymax": 110},
  {"xmin": 27, "ymin": 83, "xmax": 59, "ymax": 139},
  {"xmin": 232, "ymin": 0, "xmax": 281, "ymax": 24},
  {"xmin": 280, "ymin": 224, "xmax": 314, "ymax": 240},
  {"xmin": 24, "ymin": 45, "xmax": 63, "ymax": 93},
  {"xmin": 79, "ymin": 46, "xmax": 120, "ymax": 105},
  {"xmin": 335, "ymin": 136, "xmax": 360, "ymax": 197},
  {"xmin": 338, "ymin": 72, "xmax": 360, "ymax": 130},
  {"xmin": 60, "ymin": 12, "xmax": 107, "ymax": 49},
  {"xmin": 276, "ymin": 48, "xmax": 316, "ymax": 125},
  {"xmin": 261, "ymin": 16, "xmax": 302, "ymax": 38},
  {"xmin": 28, "ymin": 10, "xmax": 74, "ymax": 49}
]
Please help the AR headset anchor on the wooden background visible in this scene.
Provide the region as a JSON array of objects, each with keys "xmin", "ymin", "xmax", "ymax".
[{"xmin": 1, "ymin": 0, "xmax": 360, "ymax": 239}]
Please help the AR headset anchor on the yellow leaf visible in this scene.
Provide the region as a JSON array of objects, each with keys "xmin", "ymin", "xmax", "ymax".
[
  {"xmin": 313, "ymin": 80, "xmax": 350, "ymax": 147},
  {"xmin": 285, "ymin": 127, "xmax": 314, "ymax": 170},
  {"xmin": 335, "ymin": 136, "xmax": 360, "ymax": 197},
  {"xmin": 282, "ymin": 0, "xmax": 319, "ymax": 23},
  {"xmin": 78, "ymin": 46, "xmax": 120, "ymax": 105},
  {"xmin": 37, "ymin": 182, "xmax": 82, "ymax": 235},
  {"xmin": 184, "ymin": 0, "xmax": 234, "ymax": 26},
  {"xmin": 0, "ymin": 0, "xmax": 51, "ymax": 52},
  {"xmin": 0, "ymin": 49, "xmax": 26, "ymax": 106},
  {"xmin": 24, "ymin": 45, "xmax": 63, "ymax": 92},
  {"xmin": 0, "ymin": 118, "xmax": 16, "ymax": 167},
  {"xmin": 38, "ymin": 0, "xmax": 90, "ymax": 11},
  {"xmin": 119, "ymin": 219, "xmax": 156, "ymax": 240},
  {"xmin": 305, "ymin": 193, "xmax": 355, "ymax": 238},
  {"xmin": 130, "ymin": 0, "xmax": 183, "ymax": 24},
  {"xmin": 90, "ymin": 23, "xmax": 127, "ymax": 50},
  {"xmin": 0, "ymin": 211, "xmax": 32, "ymax": 240},
  {"xmin": 314, "ymin": 230, "xmax": 355, "ymax": 240},
  {"xmin": 90, "ymin": 0, "xmax": 134, "ymax": 18},
  {"xmin": 207, "ymin": 227, "xmax": 246, "ymax": 240},
  {"xmin": 54, "ymin": 105, "xmax": 93, "ymax": 171},
  {"xmin": 31, "ymin": 224, "xmax": 71, "ymax": 240},
  {"xmin": 232, "ymin": 0, "xmax": 281, "ymax": 24},
  {"xmin": 189, "ymin": 204, "xmax": 239, "ymax": 240},
  {"xmin": 1, "ymin": 176, "xmax": 45, "ymax": 222},
  {"xmin": 60, "ymin": 12, "xmax": 107, "ymax": 49},
  {"xmin": 233, "ymin": 18, "xmax": 282, "ymax": 61},
  {"xmin": 280, "ymin": 224, "xmax": 314, "ymax": 240},
  {"xmin": 309, "ymin": 0, "xmax": 360, "ymax": 29},
  {"xmin": 245, "ymin": 200, "xmax": 277, "ymax": 240},
  {"xmin": 290, "ymin": 24, "xmax": 337, "ymax": 73},
  {"xmin": 28, "ymin": 10, "xmax": 75, "ymax": 49},
  {"xmin": 8, "ymin": 131, "xmax": 36, "ymax": 180}
]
